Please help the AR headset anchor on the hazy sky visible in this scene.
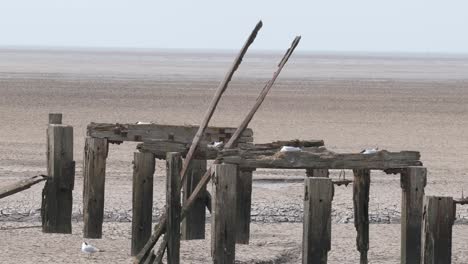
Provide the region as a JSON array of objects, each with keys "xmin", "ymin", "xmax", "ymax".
[{"xmin": 1, "ymin": 1, "xmax": 467, "ymax": 53}]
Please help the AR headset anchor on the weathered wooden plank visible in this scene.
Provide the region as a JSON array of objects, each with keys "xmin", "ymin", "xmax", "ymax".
[
  {"xmin": 181, "ymin": 159, "xmax": 207, "ymax": 240},
  {"xmin": 87, "ymin": 122, "xmax": 253, "ymax": 144},
  {"xmin": 212, "ymin": 164, "xmax": 237, "ymax": 264},
  {"xmin": 42, "ymin": 124, "xmax": 74, "ymax": 234},
  {"xmin": 400, "ymin": 166, "xmax": 427, "ymax": 264},
  {"xmin": 137, "ymin": 140, "xmax": 217, "ymax": 160},
  {"xmin": 236, "ymin": 168, "xmax": 254, "ymax": 244},
  {"xmin": 421, "ymin": 196, "xmax": 455, "ymax": 264},
  {"xmin": 0, "ymin": 175, "xmax": 47, "ymax": 199},
  {"xmin": 83, "ymin": 137, "xmax": 108, "ymax": 238},
  {"xmin": 131, "ymin": 152, "xmax": 155, "ymax": 256},
  {"xmin": 48, "ymin": 113, "xmax": 62, "ymax": 124},
  {"xmin": 353, "ymin": 169, "xmax": 370, "ymax": 264},
  {"xmin": 302, "ymin": 177, "xmax": 333, "ymax": 264},
  {"xmin": 222, "ymin": 149, "xmax": 421, "ymax": 170},
  {"xmin": 166, "ymin": 152, "xmax": 182, "ymax": 264},
  {"xmin": 306, "ymin": 169, "xmax": 329, "ymax": 177}
]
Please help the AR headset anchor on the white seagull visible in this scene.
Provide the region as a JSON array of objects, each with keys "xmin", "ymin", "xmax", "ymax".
[
  {"xmin": 82, "ymin": 241, "xmax": 103, "ymax": 255},
  {"xmin": 361, "ymin": 147, "xmax": 379, "ymax": 154},
  {"xmin": 280, "ymin": 146, "xmax": 302, "ymax": 152}
]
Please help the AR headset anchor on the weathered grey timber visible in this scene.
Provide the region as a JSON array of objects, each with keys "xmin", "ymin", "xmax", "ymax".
[
  {"xmin": 181, "ymin": 159, "xmax": 207, "ymax": 240},
  {"xmin": 42, "ymin": 123, "xmax": 74, "ymax": 233},
  {"xmin": 83, "ymin": 137, "xmax": 108, "ymax": 238},
  {"xmin": 48, "ymin": 113, "xmax": 62, "ymax": 124},
  {"xmin": 221, "ymin": 149, "xmax": 421, "ymax": 170},
  {"xmin": 131, "ymin": 152, "xmax": 156, "ymax": 256},
  {"xmin": 302, "ymin": 177, "xmax": 333, "ymax": 264},
  {"xmin": 0, "ymin": 175, "xmax": 47, "ymax": 199},
  {"xmin": 166, "ymin": 153, "xmax": 182, "ymax": 264},
  {"xmin": 306, "ymin": 169, "xmax": 329, "ymax": 177},
  {"xmin": 353, "ymin": 169, "xmax": 370, "ymax": 264},
  {"xmin": 137, "ymin": 140, "xmax": 217, "ymax": 160},
  {"xmin": 421, "ymin": 196, "xmax": 455, "ymax": 264},
  {"xmin": 236, "ymin": 168, "xmax": 254, "ymax": 244},
  {"xmin": 400, "ymin": 166, "xmax": 427, "ymax": 264},
  {"xmin": 212, "ymin": 164, "xmax": 237, "ymax": 264},
  {"xmin": 87, "ymin": 123, "xmax": 253, "ymax": 144}
]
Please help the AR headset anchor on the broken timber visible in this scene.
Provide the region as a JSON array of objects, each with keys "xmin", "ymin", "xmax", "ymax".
[
  {"xmin": 0, "ymin": 175, "xmax": 48, "ymax": 199},
  {"xmin": 220, "ymin": 148, "xmax": 421, "ymax": 170}
]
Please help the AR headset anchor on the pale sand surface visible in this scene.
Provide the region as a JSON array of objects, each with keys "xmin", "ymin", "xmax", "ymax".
[{"xmin": 1, "ymin": 48, "xmax": 468, "ymax": 263}]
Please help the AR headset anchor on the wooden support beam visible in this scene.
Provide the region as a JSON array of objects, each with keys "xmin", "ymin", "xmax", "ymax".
[
  {"xmin": 0, "ymin": 175, "xmax": 47, "ymax": 199},
  {"xmin": 236, "ymin": 168, "xmax": 254, "ymax": 244},
  {"xmin": 306, "ymin": 169, "xmax": 329, "ymax": 178},
  {"xmin": 42, "ymin": 122, "xmax": 74, "ymax": 234},
  {"xmin": 353, "ymin": 169, "xmax": 370, "ymax": 264},
  {"xmin": 131, "ymin": 152, "xmax": 155, "ymax": 256},
  {"xmin": 221, "ymin": 149, "xmax": 421, "ymax": 170},
  {"xmin": 181, "ymin": 159, "xmax": 207, "ymax": 240},
  {"xmin": 166, "ymin": 152, "xmax": 182, "ymax": 264},
  {"xmin": 83, "ymin": 137, "xmax": 108, "ymax": 238},
  {"xmin": 48, "ymin": 113, "xmax": 62, "ymax": 124},
  {"xmin": 87, "ymin": 123, "xmax": 253, "ymax": 144},
  {"xmin": 400, "ymin": 166, "xmax": 427, "ymax": 264},
  {"xmin": 421, "ymin": 196, "xmax": 455, "ymax": 264},
  {"xmin": 302, "ymin": 177, "xmax": 333, "ymax": 264},
  {"xmin": 137, "ymin": 140, "xmax": 217, "ymax": 160},
  {"xmin": 212, "ymin": 164, "xmax": 237, "ymax": 264}
]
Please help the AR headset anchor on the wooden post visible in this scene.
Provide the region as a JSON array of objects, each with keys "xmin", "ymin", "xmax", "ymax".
[
  {"xmin": 421, "ymin": 196, "xmax": 455, "ymax": 264},
  {"xmin": 83, "ymin": 137, "xmax": 108, "ymax": 238},
  {"xmin": 302, "ymin": 177, "xmax": 333, "ymax": 264},
  {"xmin": 400, "ymin": 166, "xmax": 427, "ymax": 264},
  {"xmin": 236, "ymin": 168, "xmax": 254, "ymax": 244},
  {"xmin": 212, "ymin": 164, "xmax": 237, "ymax": 264},
  {"xmin": 42, "ymin": 118, "xmax": 74, "ymax": 233},
  {"xmin": 306, "ymin": 169, "xmax": 329, "ymax": 178},
  {"xmin": 182, "ymin": 159, "xmax": 207, "ymax": 240},
  {"xmin": 166, "ymin": 152, "xmax": 182, "ymax": 264},
  {"xmin": 131, "ymin": 152, "xmax": 155, "ymax": 256},
  {"xmin": 353, "ymin": 169, "xmax": 370, "ymax": 264}
]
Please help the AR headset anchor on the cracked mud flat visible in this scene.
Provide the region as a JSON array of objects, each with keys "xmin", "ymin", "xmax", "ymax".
[{"xmin": 1, "ymin": 49, "xmax": 468, "ymax": 263}]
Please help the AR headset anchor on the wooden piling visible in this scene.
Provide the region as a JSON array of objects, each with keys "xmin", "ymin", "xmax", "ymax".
[
  {"xmin": 42, "ymin": 120, "xmax": 74, "ymax": 233},
  {"xmin": 131, "ymin": 152, "xmax": 156, "ymax": 256},
  {"xmin": 302, "ymin": 177, "xmax": 333, "ymax": 264},
  {"xmin": 48, "ymin": 113, "xmax": 62, "ymax": 125},
  {"xmin": 353, "ymin": 169, "xmax": 370, "ymax": 264},
  {"xmin": 236, "ymin": 168, "xmax": 254, "ymax": 244},
  {"xmin": 421, "ymin": 196, "xmax": 455, "ymax": 264},
  {"xmin": 83, "ymin": 137, "xmax": 108, "ymax": 238},
  {"xmin": 212, "ymin": 164, "xmax": 237, "ymax": 264},
  {"xmin": 400, "ymin": 166, "xmax": 427, "ymax": 264},
  {"xmin": 166, "ymin": 152, "xmax": 182, "ymax": 264},
  {"xmin": 181, "ymin": 159, "xmax": 207, "ymax": 240},
  {"xmin": 306, "ymin": 169, "xmax": 329, "ymax": 178}
]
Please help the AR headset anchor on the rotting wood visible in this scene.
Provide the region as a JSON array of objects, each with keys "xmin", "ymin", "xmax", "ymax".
[
  {"xmin": 48, "ymin": 113, "xmax": 62, "ymax": 124},
  {"xmin": 400, "ymin": 166, "xmax": 427, "ymax": 264},
  {"xmin": 42, "ymin": 124, "xmax": 74, "ymax": 234},
  {"xmin": 181, "ymin": 159, "xmax": 207, "ymax": 240},
  {"xmin": 83, "ymin": 137, "xmax": 108, "ymax": 239},
  {"xmin": 178, "ymin": 20, "xmax": 262, "ymax": 188},
  {"xmin": 353, "ymin": 169, "xmax": 370, "ymax": 264},
  {"xmin": 87, "ymin": 122, "xmax": 253, "ymax": 144},
  {"xmin": 135, "ymin": 35, "xmax": 302, "ymax": 264},
  {"xmin": 236, "ymin": 168, "xmax": 254, "ymax": 244},
  {"xmin": 306, "ymin": 169, "xmax": 329, "ymax": 178},
  {"xmin": 166, "ymin": 153, "xmax": 182, "ymax": 263},
  {"xmin": 221, "ymin": 149, "xmax": 421, "ymax": 170},
  {"xmin": 302, "ymin": 177, "xmax": 333, "ymax": 264},
  {"xmin": 131, "ymin": 152, "xmax": 156, "ymax": 256},
  {"xmin": 421, "ymin": 196, "xmax": 455, "ymax": 264},
  {"xmin": 0, "ymin": 175, "xmax": 48, "ymax": 199},
  {"xmin": 212, "ymin": 164, "xmax": 237, "ymax": 264}
]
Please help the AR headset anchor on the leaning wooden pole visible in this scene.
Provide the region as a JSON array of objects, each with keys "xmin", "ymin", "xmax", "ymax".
[
  {"xmin": 135, "ymin": 35, "xmax": 302, "ymax": 264},
  {"xmin": 179, "ymin": 20, "xmax": 263, "ymax": 187},
  {"xmin": 0, "ymin": 175, "xmax": 47, "ymax": 199}
]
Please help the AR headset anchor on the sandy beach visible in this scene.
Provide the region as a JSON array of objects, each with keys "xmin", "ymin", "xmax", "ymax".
[{"xmin": 1, "ymin": 48, "xmax": 467, "ymax": 263}]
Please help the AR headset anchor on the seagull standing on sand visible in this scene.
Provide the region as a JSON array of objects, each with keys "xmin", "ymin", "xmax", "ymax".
[{"xmin": 82, "ymin": 241, "xmax": 103, "ymax": 256}]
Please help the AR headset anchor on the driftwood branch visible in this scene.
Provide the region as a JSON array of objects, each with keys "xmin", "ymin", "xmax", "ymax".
[
  {"xmin": 136, "ymin": 35, "xmax": 302, "ymax": 264},
  {"xmin": 0, "ymin": 175, "xmax": 48, "ymax": 199}
]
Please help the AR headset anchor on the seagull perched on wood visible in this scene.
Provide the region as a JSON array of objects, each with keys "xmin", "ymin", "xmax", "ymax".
[
  {"xmin": 82, "ymin": 241, "xmax": 103, "ymax": 255},
  {"xmin": 280, "ymin": 146, "xmax": 302, "ymax": 152},
  {"xmin": 360, "ymin": 147, "xmax": 379, "ymax": 154}
]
